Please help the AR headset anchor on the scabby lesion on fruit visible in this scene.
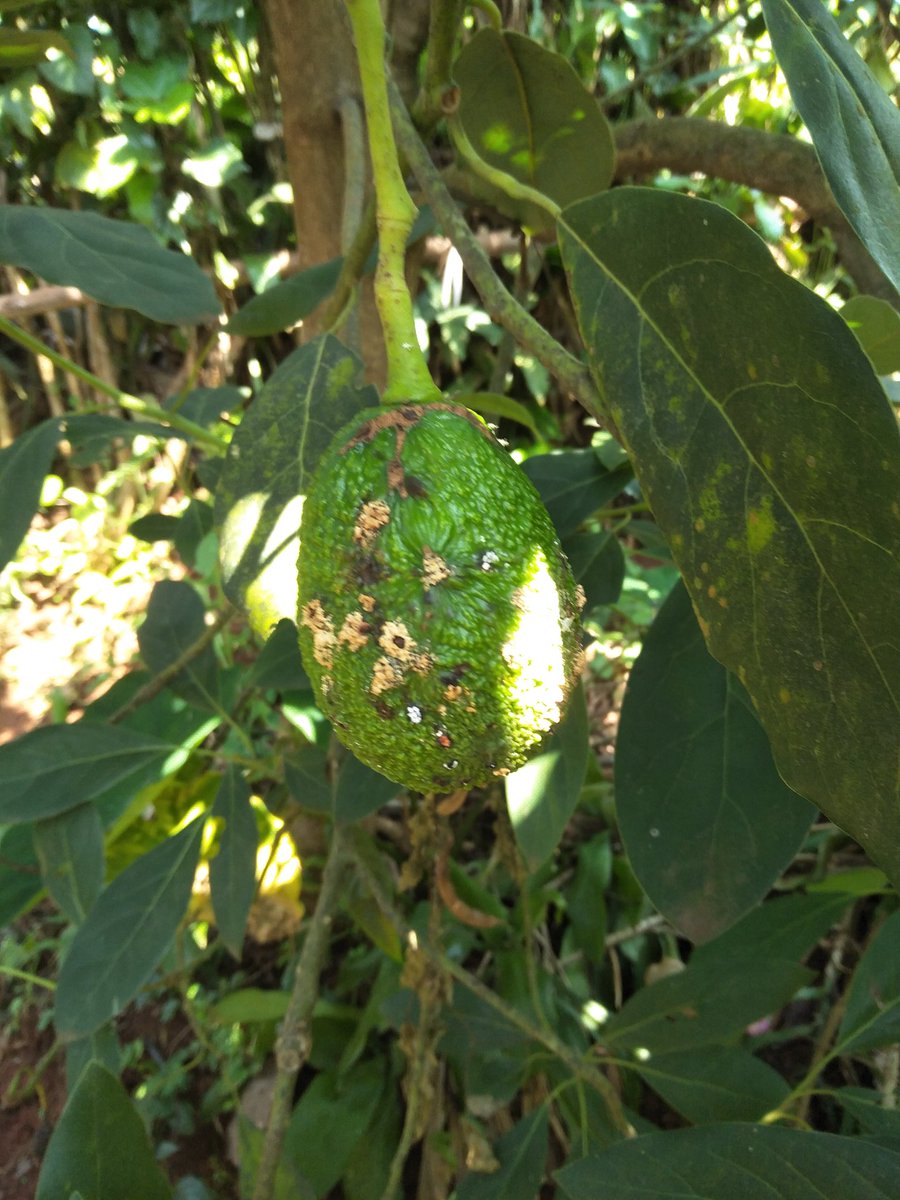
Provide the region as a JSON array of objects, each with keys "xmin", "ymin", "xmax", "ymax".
[
  {"xmin": 421, "ymin": 546, "xmax": 451, "ymax": 588},
  {"xmin": 300, "ymin": 599, "xmax": 336, "ymax": 668},
  {"xmin": 353, "ymin": 498, "xmax": 391, "ymax": 546},
  {"xmin": 338, "ymin": 610, "xmax": 370, "ymax": 651}
]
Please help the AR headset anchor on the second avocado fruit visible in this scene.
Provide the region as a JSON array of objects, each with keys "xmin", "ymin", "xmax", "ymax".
[{"xmin": 297, "ymin": 402, "xmax": 584, "ymax": 793}]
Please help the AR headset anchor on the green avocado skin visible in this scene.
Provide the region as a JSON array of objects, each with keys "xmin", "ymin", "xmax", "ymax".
[{"xmin": 297, "ymin": 403, "xmax": 583, "ymax": 793}]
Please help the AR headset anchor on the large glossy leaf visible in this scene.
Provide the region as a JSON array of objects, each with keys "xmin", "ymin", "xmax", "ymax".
[
  {"xmin": 0, "ymin": 205, "xmax": 220, "ymax": 322},
  {"xmin": 36, "ymin": 1063, "xmax": 171, "ymax": 1200},
  {"xmin": 617, "ymin": 581, "xmax": 814, "ymax": 942},
  {"xmin": 33, "ymin": 802, "xmax": 104, "ymax": 925},
  {"xmin": 215, "ymin": 335, "xmax": 376, "ymax": 637},
  {"xmin": 0, "ymin": 416, "xmax": 62, "ymax": 573},
  {"xmin": 457, "ymin": 1107, "xmax": 548, "ymax": 1200},
  {"xmin": 834, "ymin": 907, "xmax": 900, "ymax": 1057},
  {"xmin": 634, "ymin": 1046, "xmax": 789, "ymax": 1125},
  {"xmin": 451, "ymin": 29, "xmax": 614, "ymax": 230},
  {"xmin": 137, "ymin": 579, "xmax": 219, "ymax": 708},
  {"xmin": 209, "ymin": 767, "xmax": 257, "ymax": 959},
  {"xmin": 560, "ymin": 188, "xmax": 900, "ymax": 886},
  {"xmin": 55, "ymin": 816, "xmax": 205, "ymax": 1038},
  {"xmin": 556, "ymin": 1123, "xmax": 900, "ymax": 1199},
  {"xmin": 0, "ymin": 722, "xmax": 174, "ymax": 824},
  {"xmin": 761, "ymin": 0, "xmax": 900, "ymax": 292},
  {"xmin": 506, "ymin": 683, "xmax": 589, "ymax": 872}
]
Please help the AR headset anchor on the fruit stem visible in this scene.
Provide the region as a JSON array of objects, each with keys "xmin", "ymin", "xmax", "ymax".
[{"xmin": 344, "ymin": 0, "xmax": 442, "ymax": 405}]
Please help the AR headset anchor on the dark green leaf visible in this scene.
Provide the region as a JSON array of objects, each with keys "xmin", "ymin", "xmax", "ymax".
[
  {"xmin": 836, "ymin": 1087, "xmax": 900, "ymax": 1137},
  {"xmin": 65, "ymin": 1024, "xmax": 121, "ymax": 1092},
  {"xmin": 227, "ymin": 258, "xmax": 342, "ymax": 336},
  {"xmin": 282, "ymin": 1059, "xmax": 386, "ymax": 1196},
  {"xmin": 562, "ymin": 530, "xmax": 625, "ymax": 610},
  {"xmin": 521, "ymin": 450, "xmax": 632, "ymax": 536},
  {"xmin": 0, "ymin": 28, "xmax": 71, "ymax": 68},
  {"xmin": 64, "ymin": 413, "xmax": 185, "ymax": 468},
  {"xmin": 166, "ymin": 385, "xmax": 244, "ymax": 425},
  {"xmin": 0, "ymin": 206, "xmax": 220, "ymax": 323},
  {"xmin": 128, "ymin": 514, "xmax": 181, "ymax": 543},
  {"xmin": 457, "ymin": 1107, "xmax": 548, "ymax": 1200},
  {"xmin": 0, "ymin": 722, "xmax": 173, "ymax": 824},
  {"xmin": 506, "ymin": 684, "xmax": 589, "ymax": 871},
  {"xmin": 842, "ymin": 296, "xmax": 900, "ymax": 375},
  {"xmin": 342, "ymin": 1079, "xmax": 403, "ymax": 1200},
  {"xmin": 238, "ymin": 1117, "xmax": 315, "ymax": 1200},
  {"xmin": 0, "ymin": 824, "xmax": 43, "ymax": 925},
  {"xmin": 55, "ymin": 817, "xmax": 205, "ymax": 1038},
  {"xmin": 35, "ymin": 1063, "xmax": 171, "ymax": 1200},
  {"xmin": 284, "ymin": 744, "xmax": 332, "ymax": 814},
  {"xmin": 248, "ymin": 618, "xmax": 310, "ymax": 690},
  {"xmin": 567, "ymin": 834, "xmax": 611, "ymax": 964},
  {"xmin": 635, "ymin": 1046, "xmax": 789, "ymax": 1124},
  {"xmin": 333, "ymin": 748, "xmax": 401, "ymax": 823},
  {"xmin": 215, "ymin": 335, "xmax": 376, "ymax": 636},
  {"xmin": 211, "ymin": 987, "xmax": 290, "ymax": 1024},
  {"xmin": 138, "ymin": 580, "xmax": 219, "ymax": 707},
  {"xmin": 34, "ymin": 803, "xmax": 104, "ymax": 924},
  {"xmin": 172, "ymin": 499, "xmax": 215, "ymax": 566},
  {"xmin": 761, "ymin": 0, "xmax": 900, "ymax": 291},
  {"xmin": 451, "ymin": 30, "xmax": 614, "ymax": 230},
  {"xmin": 617, "ymin": 581, "xmax": 814, "ymax": 942},
  {"xmin": 439, "ymin": 986, "xmax": 532, "ymax": 1107},
  {"xmin": 0, "ymin": 417, "xmax": 62, "ymax": 573},
  {"xmin": 556, "ymin": 1123, "xmax": 900, "ymax": 1199},
  {"xmin": 560, "ymin": 187, "xmax": 900, "ymax": 886},
  {"xmin": 835, "ymin": 907, "xmax": 900, "ymax": 1056},
  {"xmin": 690, "ymin": 892, "xmax": 850, "ymax": 970},
  {"xmin": 210, "ymin": 767, "xmax": 257, "ymax": 958}
]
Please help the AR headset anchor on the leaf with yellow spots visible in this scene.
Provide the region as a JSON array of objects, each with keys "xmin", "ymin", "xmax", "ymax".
[{"xmin": 561, "ymin": 187, "xmax": 900, "ymax": 886}]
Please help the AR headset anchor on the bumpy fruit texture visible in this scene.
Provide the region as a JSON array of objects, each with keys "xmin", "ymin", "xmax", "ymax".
[{"xmin": 297, "ymin": 403, "xmax": 584, "ymax": 793}]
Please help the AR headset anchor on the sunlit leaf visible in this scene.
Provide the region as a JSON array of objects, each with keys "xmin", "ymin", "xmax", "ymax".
[{"xmin": 842, "ymin": 296, "xmax": 900, "ymax": 375}]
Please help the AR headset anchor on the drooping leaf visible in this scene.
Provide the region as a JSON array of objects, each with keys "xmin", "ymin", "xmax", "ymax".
[
  {"xmin": 616, "ymin": 581, "xmax": 814, "ymax": 942},
  {"xmin": 521, "ymin": 450, "xmax": 632, "ymax": 537},
  {"xmin": 65, "ymin": 1024, "xmax": 121, "ymax": 1092},
  {"xmin": 209, "ymin": 767, "xmax": 257, "ymax": 958},
  {"xmin": 451, "ymin": 29, "xmax": 614, "ymax": 231},
  {"xmin": 248, "ymin": 618, "xmax": 310, "ymax": 691},
  {"xmin": 561, "ymin": 530, "xmax": 625, "ymax": 611},
  {"xmin": 634, "ymin": 1046, "xmax": 789, "ymax": 1125},
  {"xmin": 836, "ymin": 1087, "xmax": 900, "ymax": 1137},
  {"xmin": 457, "ymin": 1107, "xmax": 549, "ymax": 1200},
  {"xmin": 55, "ymin": 817, "xmax": 205, "ymax": 1038},
  {"xmin": 506, "ymin": 683, "xmax": 589, "ymax": 872},
  {"xmin": 332, "ymin": 746, "xmax": 401, "ymax": 823},
  {"xmin": 284, "ymin": 743, "xmax": 333, "ymax": 814},
  {"xmin": 0, "ymin": 205, "xmax": 220, "ymax": 322},
  {"xmin": 560, "ymin": 187, "xmax": 900, "ymax": 886},
  {"xmin": 567, "ymin": 834, "xmax": 612, "ymax": 964},
  {"xmin": 227, "ymin": 258, "xmax": 342, "ymax": 336},
  {"xmin": 0, "ymin": 722, "xmax": 174, "ymax": 824},
  {"xmin": 34, "ymin": 802, "xmax": 104, "ymax": 924},
  {"xmin": 761, "ymin": 0, "xmax": 900, "ymax": 291},
  {"xmin": 137, "ymin": 579, "xmax": 219, "ymax": 708},
  {"xmin": 834, "ymin": 907, "xmax": 900, "ymax": 1057},
  {"xmin": 555, "ymin": 1123, "xmax": 900, "ymax": 1200},
  {"xmin": 0, "ymin": 417, "xmax": 62, "ymax": 574},
  {"xmin": 215, "ymin": 335, "xmax": 376, "ymax": 636},
  {"xmin": 35, "ymin": 1063, "xmax": 171, "ymax": 1200},
  {"xmin": 842, "ymin": 296, "xmax": 900, "ymax": 375},
  {"xmin": 689, "ymin": 891, "xmax": 850, "ymax": 970}
]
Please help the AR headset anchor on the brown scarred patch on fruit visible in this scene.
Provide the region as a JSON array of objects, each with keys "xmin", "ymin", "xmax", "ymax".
[
  {"xmin": 443, "ymin": 683, "xmax": 463, "ymax": 702},
  {"xmin": 411, "ymin": 651, "xmax": 434, "ymax": 675},
  {"xmin": 576, "ymin": 584, "xmax": 587, "ymax": 610},
  {"xmin": 371, "ymin": 655, "xmax": 403, "ymax": 695},
  {"xmin": 301, "ymin": 600, "xmax": 336, "ymax": 668},
  {"xmin": 358, "ymin": 593, "xmax": 376, "ymax": 612},
  {"xmin": 492, "ymin": 767, "xmax": 511, "ymax": 778},
  {"xmin": 353, "ymin": 499, "xmax": 390, "ymax": 546},
  {"xmin": 338, "ymin": 611, "xmax": 370, "ymax": 652},
  {"xmin": 422, "ymin": 547, "xmax": 451, "ymax": 588},
  {"xmin": 379, "ymin": 620, "xmax": 417, "ymax": 662}
]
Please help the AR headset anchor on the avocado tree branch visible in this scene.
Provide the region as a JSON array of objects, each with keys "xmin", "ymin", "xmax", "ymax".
[{"xmin": 613, "ymin": 116, "xmax": 897, "ymax": 302}]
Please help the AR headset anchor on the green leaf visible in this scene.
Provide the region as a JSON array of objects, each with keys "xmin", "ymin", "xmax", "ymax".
[
  {"xmin": 65, "ymin": 1024, "xmax": 121, "ymax": 1092},
  {"xmin": 0, "ymin": 722, "xmax": 173, "ymax": 824},
  {"xmin": 521, "ymin": 450, "xmax": 632, "ymax": 536},
  {"xmin": 0, "ymin": 416, "xmax": 62, "ymax": 573},
  {"xmin": 0, "ymin": 28, "xmax": 71, "ymax": 68},
  {"xmin": 211, "ymin": 987, "xmax": 290, "ymax": 1025},
  {"xmin": 506, "ymin": 683, "xmax": 589, "ymax": 872},
  {"xmin": 332, "ymin": 747, "xmax": 401, "ymax": 823},
  {"xmin": 761, "ymin": 0, "xmax": 900, "ymax": 291},
  {"xmin": 36, "ymin": 1063, "xmax": 171, "ymax": 1200},
  {"xmin": 248, "ymin": 618, "xmax": 310, "ymax": 691},
  {"xmin": 560, "ymin": 187, "xmax": 900, "ymax": 887},
  {"xmin": 842, "ymin": 296, "xmax": 900, "ymax": 375},
  {"xmin": 561, "ymin": 530, "xmax": 625, "ymax": 611},
  {"xmin": 635, "ymin": 1046, "xmax": 789, "ymax": 1124},
  {"xmin": 227, "ymin": 258, "xmax": 342, "ymax": 336},
  {"xmin": 284, "ymin": 744, "xmax": 332, "ymax": 814},
  {"xmin": 34, "ymin": 802, "xmax": 104, "ymax": 925},
  {"xmin": 835, "ymin": 907, "xmax": 900, "ymax": 1057},
  {"xmin": 215, "ymin": 335, "xmax": 376, "ymax": 636},
  {"xmin": 0, "ymin": 205, "xmax": 220, "ymax": 323},
  {"xmin": 450, "ymin": 30, "xmax": 614, "ymax": 231},
  {"xmin": 55, "ymin": 817, "xmax": 205, "ymax": 1038},
  {"xmin": 210, "ymin": 767, "xmax": 257, "ymax": 958},
  {"xmin": 836, "ymin": 1087, "xmax": 900, "ymax": 1137},
  {"xmin": 455, "ymin": 391, "xmax": 539, "ymax": 437},
  {"xmin": 567, "ymin": 834, "xmax": 611, "ymax": 964},
  {"xmin": 555, "ymin": 1123, "xmax": 900, "ymax": 1199},
  {"xmin": 282, "ymin": 1059, "xmax": 386, "ymax": 1196},
  {"xmin": 616, "ymin": 581, "xmax": 814, "ymax": 942},
  {"xmin": 0, "ymin": 823, "xmax": 44, "ymax": 925},
  {"xmin": 137, "ymin": 580, "xmax": 219, "ymax": 709},
  {"xmin": 457, "ymin": 1107, "xmax": 548, "ymax": 1200}
]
